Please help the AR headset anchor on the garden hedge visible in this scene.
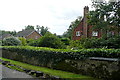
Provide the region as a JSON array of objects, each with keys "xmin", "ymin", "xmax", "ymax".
[
  {"xmin": 1, "ymin": 46, "xmax": 120, "ymax": 79},
  {"xmin": 1, "ymin": 46, "xmax": 120, "ymax": 67},
  {"xmin": 1, "ymin": 46, "xmax": 120, "ymax": 59}
]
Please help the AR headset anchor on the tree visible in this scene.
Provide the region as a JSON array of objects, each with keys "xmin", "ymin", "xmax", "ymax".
[
  {"xmin": 36, "ymin": 25, "xmax": 49, "ymax": 36},
  {"xmin": 2, "ymin": 37, "xmax": 21, "ymax": 46},
  {"xmin": 88, "ymin": 0, "xmax": 120, "ymax": 38},
  {"xmin": 10, "ymin": 30, "xmax": 17, "ymax": 36},
  {"xmin": 30, "ymin": 32, "xmax": 65, "ymax": 49},
  {"xmin": 25, "ymin": 25, "xmax": 34, "ymax": 30},
  {"xmin": 0, "ymin": 30, "xmax": 17, "ymax": 36},
  {"xmin": 63, "ymin": 16, "xmax": 82, "ymax": 39}
]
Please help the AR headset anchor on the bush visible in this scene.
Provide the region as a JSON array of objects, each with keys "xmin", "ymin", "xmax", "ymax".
[
  {"xmin": 28, "ymin": 39, "xmax": 38, "ymax": 46},
  {"xmin": 18, "ymin": 37, "xmax": 27, "ymax": 46},
  {"xmin": 0, "ymin": 40, "xmax": 2, "ymax": 46},
  {"xmin": 29, "ymin": 32, "xmax": 65, "ymax": 49},
  {"xmin": 2, "ymin": 37, "xmax": 21, "ymax": 46},
  {"xmin": 68, "ymin": 40, "xmax": 84, "ymax": 49},
  {"xmin": 61, "ymin": 38, "xmax": 70, "ymax": 45},
  {"xmin": 69, "ymin": 36, "xmax": 120, "ymax": 49}
]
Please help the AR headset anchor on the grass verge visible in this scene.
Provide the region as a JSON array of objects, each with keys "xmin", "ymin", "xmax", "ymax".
[{"xmin": 0, "ymin": 57, "xmax": 99, "ymax": 80}]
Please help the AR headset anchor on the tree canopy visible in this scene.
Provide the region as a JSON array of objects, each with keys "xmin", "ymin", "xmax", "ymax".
[
  {"xmin": 25, "ymin": 25, "xmax": 35, "ymax": 30},
  {"xmin": 63, "ymin": 16, "xmax": 82, "ymax": 39},
  {"xmin": 88, "ymin": 0, "xmax": 120, "ymax": 37},
  {"xmin": 36, "ymin": 25, "xmax": 49, "ymax": 36}
]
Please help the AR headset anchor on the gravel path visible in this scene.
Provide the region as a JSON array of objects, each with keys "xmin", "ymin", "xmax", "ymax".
[{"xmin": 0, "ymin": 64, "xmax": 33, "ymax": 78}]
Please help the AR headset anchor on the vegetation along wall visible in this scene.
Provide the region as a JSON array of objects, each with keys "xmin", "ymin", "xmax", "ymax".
[{"xmin": 1, "ymin": 46, "xmax": 120, "ymax": 79}]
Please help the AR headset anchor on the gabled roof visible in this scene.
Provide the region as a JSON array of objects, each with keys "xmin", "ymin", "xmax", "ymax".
[
  {"xmin": 0, "ymin": 33, "xmax": 12, "ymax": 39},
  {"xmin": 15, "ymin": 29, "xmax": 39, "ymax": 37}
]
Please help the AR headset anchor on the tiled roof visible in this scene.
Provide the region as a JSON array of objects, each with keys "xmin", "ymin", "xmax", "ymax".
[
  {"xmin": 15, "ymin": 29, "xmax": 35, "ymax": 37},
  {"xmin": 0, "ymin": 33, "xmax": 12, "ymax": 39}
]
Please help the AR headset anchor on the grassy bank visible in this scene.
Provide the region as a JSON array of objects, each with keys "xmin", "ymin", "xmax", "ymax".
[{"xmin": 0, "ymin": 57, "xmax": 98, "ymax": 80}]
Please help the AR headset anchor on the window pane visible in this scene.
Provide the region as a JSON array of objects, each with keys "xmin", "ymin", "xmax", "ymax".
[{"xmin": 92, "ymin": 31, "xmax": 98, "ymax": 36}]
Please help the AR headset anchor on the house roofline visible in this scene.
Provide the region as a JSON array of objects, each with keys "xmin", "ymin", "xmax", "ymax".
[{"xmin": 26, "ymin": 30, "xmax": 42, "ymax": 37}]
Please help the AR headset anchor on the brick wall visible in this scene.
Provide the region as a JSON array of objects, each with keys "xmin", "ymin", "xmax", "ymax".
[{"xmin": 26, "ymin": 31, "xmax": 41, "ymax": 40}]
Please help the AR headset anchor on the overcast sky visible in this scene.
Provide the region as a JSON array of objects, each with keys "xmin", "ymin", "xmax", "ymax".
[{"xmin": 0, "ymin": 0, "xmax": 94, "ymax": 35}]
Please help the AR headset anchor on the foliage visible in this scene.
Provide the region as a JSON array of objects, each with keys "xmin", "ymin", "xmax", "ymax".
[
  {"xmin": 30, "ymin": 32, "xmax": 65, "ymax": 49},
  {"xmin": 36, "ymin": 25, "xmax": 49, "ymax": 36},
  {"xmin": 61, "ymin": 38, "xmax": 70, "ymax": 45},
  {"xmin": 0, "ymin": 40, "xmax": 2, "ymax": 46},
  {"xmin": 68, "ymin": 40, "xmax": 84, "ymax": 49},
  {"xmin": 63, "ymin": 16, "xmax": 82, "ymax": 39},
  {"xmin": 1, "ymin": 46, "xmax": 120, "ymax": 61},
  {"xmin": 28, "ymin": 39, "xmax": 38, "ymax": 47},
  {"xmin": 69, "ymin": 36, "xmax": 120, "ymax": 49},
  {"xmin": 25, "ymin": 25, "xmax": 35, "ymax": 30},
  {"xmin": 88, "ymin": 0, "xmax": 120, "ymax": 38},
  {"xmin": 0, "ymin": 30, "xmax": 17, "ymax": 36},
  {"xmin": 18, "ymin": 37, "xmax": 27, "ymax": 46},
  {"xmin": 2, "ymin": 37, "xmax": 21, "ymax": 46}
]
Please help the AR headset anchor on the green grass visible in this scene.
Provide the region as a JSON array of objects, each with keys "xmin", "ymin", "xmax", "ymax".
[
  {"xmin": 0, "ymin": 57, "xmax": 99, "ymax": 80},
  {"xmin": 6, "ymin": 65, "xmax": 24, "ymax": 72}
]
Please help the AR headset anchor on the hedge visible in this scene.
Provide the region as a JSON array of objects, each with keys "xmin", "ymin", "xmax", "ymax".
[
  {"xmin": 1, "ymin": 46, "xmax": 120, "ymax": 60},
  {"xmin": 1, "ymin": 46, "xmax": 120, "ymax": 79},
  {"xmin": 1, "ymin": 46, "xmax": 120, "ymax": 66}
]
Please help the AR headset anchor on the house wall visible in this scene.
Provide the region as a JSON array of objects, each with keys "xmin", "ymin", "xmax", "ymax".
[
  {"xmin": 73, "ymin": 25, "xmax": 102, "ymax": 40},
  {"xmin": 72, "ymin": 22, "xmax": 83, "ymax": 40},
  {"xmin": 25, "ymin": 31, "xmax": 41, "ymax": 40}
]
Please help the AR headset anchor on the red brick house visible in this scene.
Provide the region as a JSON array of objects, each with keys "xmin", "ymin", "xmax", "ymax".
[
  {"xmin": 15, "ymin": 29, "xmax": 42, "ymax": 40},
  {"xmin": 72, "ymin": 6, "xmax": 103, "ymax": 40},
  {"xmin": 72, "ymin": 6, "xmax": 120, "ymax": 40}
]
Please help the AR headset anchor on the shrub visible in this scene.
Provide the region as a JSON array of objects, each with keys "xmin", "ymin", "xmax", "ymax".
[
  {"xmin": 69, "ymin": 36, "xmax": 120, "ymax": 49},
  {"xmin": 30, "ymin": 32, "xmax": 65, "ymax": 49},
  {"xmin": 2, "ymin": 37, "xmax": 21, "ymax": 46},
  {"xmin": 68, "ymin": 40, "xmax": 84, "ymax": 49},
  {"xmin": 61, "ymin": 38, "xmax": 70, "ymax": 45},
  {"xmin": 18, "ymin": 37, "xmax": 27, "ymax": 46},
  {"xmin": 0, "ymin": 40, "xmax": 2, "ymax": 46},
  {"xmin": 28, "ymin": 39, "xmax": 38, "ymax": 46}
]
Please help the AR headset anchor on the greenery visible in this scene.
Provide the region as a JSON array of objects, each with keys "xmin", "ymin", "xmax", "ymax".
[
  {"xmin": 18, "ymin": 37, "xmax": 27, "ymax": 46},
  {"xmin": 29, "ymin": 32, "xmax": 65, "ymax": 49},
  {"xmin": 0, "ymin": 57, "xmax": 96, "ymax": 80},
  {"xmin": 61, "ymin": 38, "xmax": 70, "ymax": 45},
  {"xmin": 2, "ymin": 37, "xmax": 21, "ymax": 46},
  {"xmin": 68, "ymin": 36, "xmax": 120, "ymax": 49},
  {"xmin": 0, "ymin": 30, "xmax": 17, "ymax": 36},
  {"xmin": 25, "ymin": 25, "xmax": 35, "ymax": 30},
  {"xmin": 63, "ymin": 16, "xmax": 82, "ymax": 39},
  {"xmin": 88, "ymin": 0, "xmax": 120, "ymax": 38},
  {"xmin": 1, "ymin": 46, "xmax": 120, "ymax": 61},
  {"xmin": 36, "ymin": 25, "xmax": 49, "ymax": 36}
]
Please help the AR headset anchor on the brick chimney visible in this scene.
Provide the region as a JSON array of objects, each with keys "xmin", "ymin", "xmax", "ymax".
[{"xmin": 83, "ymin": 6, "xmax": 89, "ymax": 38}]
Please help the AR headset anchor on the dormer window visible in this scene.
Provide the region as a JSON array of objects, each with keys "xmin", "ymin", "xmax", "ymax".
[
  {"xmin": 76, "ymin": 31, "xmax": 81, "ymax": 36},
  {"xmin": 92, "ymin": 31, "xmax": 98, "ymax": 36}
]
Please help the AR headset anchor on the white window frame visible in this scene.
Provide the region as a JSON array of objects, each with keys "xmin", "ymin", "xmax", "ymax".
[
  {"xmin": 92, "ymin": 31, "xmax": 98, "ymax": 36},
  {"xmin": 76, "ymin": 31, "xmax": 81, "ymax": 36},
  {"xmin": 35, "ymin": 36, "xmax": 38, "ymax": 39}
]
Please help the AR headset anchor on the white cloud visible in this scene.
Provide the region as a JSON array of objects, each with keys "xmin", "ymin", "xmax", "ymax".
[{"xmin": 0, "ymin": 0, "xmax": 92, "ymax": 35}]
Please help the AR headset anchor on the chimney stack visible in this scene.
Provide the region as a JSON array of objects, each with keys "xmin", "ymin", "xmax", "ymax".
[{"xmin": 83, "ymin": 6, "xmax": 89, "ymax": 38}]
